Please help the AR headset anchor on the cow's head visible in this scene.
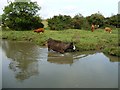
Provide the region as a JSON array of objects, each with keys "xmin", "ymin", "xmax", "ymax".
[{"xmin": 66, "ymin": 42, "xmax": 76, "ymax": 52}]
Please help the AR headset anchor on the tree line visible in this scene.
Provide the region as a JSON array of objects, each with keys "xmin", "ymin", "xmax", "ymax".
[
  {"xmin": 48, "ymin": 13, "xmax": 119, "ymax": 30},
  {"xmin": 1, "ymin": 1, "xmax": 119, "ymax": 31}
]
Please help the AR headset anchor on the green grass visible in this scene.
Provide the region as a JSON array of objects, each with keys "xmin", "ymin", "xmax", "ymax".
[{"xmin": 0, "ymin": 28, "xmax": 119, "ymax": 57}]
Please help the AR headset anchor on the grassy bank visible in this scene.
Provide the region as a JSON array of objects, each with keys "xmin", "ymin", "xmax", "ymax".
[{"xmin": 0, "ymin": 28, "xmax": 119, "ymax": 57}]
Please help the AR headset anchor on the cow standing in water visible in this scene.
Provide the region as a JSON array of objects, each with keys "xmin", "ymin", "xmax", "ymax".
[
  {"xmin": 91, "ymin": 24, "xmax": 95, "ymax": 32},
  {"xmin": 47, "ymin": 38, "xmax": 76, "ymax": 53},
  {"xmin": 105, "ymin": 27, "xmax": 112, "ymax": 33},
  {"xmin": 34, "ymin": 28, "xmax": 44, "ymax": 33}
]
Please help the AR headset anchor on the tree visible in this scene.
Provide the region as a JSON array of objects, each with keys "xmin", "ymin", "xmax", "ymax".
[
  {"xmin": 104, "ymin": 17, "xmax": 111, "ymax": 26},
  {"xmin": 86, "ymin": 13, "xmax": 105, "ymax": 28},
  {"xmin": 48, "ymin": 15, "xmax": 72, "ymax": 30},
  {"xmin": 71, "ymin": 14, "xmax": 84, "ymax": 29},
  {"xmin": 2, "ymin": 1, "xmax": 43, "ymax": 30},
  {"xmin": 118, "ymin": 14, "xmax": 120, "ymax": 28},
  {"xmin": 109, "ymin": 14, "xmax": 119, "ymax": 28},
  {"xmin": 103, "ymin": 14, "xmax": 119, "ymax": 28},
  {"xmin": 82, "ymin": 18, "xmax": 91, "ymax": 30}
]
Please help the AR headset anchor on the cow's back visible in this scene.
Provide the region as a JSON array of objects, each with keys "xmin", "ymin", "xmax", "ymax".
[
  {"xmin": 105, "ymin": 27, "xmax": 112, "ymax": 33},
  {"xmin": 47, "ymin": 38, "xmax": 72, "ymax": 53},
  {"xmin": 34, "ymin": 28, "xmax": 44, "ymax": 33}
]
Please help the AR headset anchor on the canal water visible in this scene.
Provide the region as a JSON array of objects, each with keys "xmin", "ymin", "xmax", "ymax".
[{"xmin": 1, "ymin": 40, "xmax": 119, "ymax": 88}]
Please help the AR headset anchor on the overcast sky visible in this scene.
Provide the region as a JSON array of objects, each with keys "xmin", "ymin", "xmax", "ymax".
[{"xmin": 0, "ymin": 0, "xmax": 119, "ymax": 19}]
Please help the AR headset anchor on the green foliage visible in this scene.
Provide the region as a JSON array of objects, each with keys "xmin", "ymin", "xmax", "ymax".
[
  {"xmin": 48, "ymin": 14, "xmax": 91, "ymax": 30},
  {"xmin": 86, "ymin": 13, "xmax": 105, "ymax": 28},
  {"xmin": 103, "ymin": 14, "xmax": 119, "ymax": 28},
  {"xmin": 103, "ymin": 47, "xmax": 120, "ymax": 57},
  {"xmin": 71, "ymin": 14, "xmax": 84, "ymax": 29},
  {"xmin": 82, "ymin": 18, "xmax": 91, "ymax": 30},
  {"xmin": 48, "ymin": 14, "xmax": 72, "ymax": 30},
  {"xmin": 104, "ymin": 17, "xmax": 111, "ymax": 27},
  {"xmin": 118, "ymin": 14, "xmax": 120, "ymax": 28},
  {"xmin": 47, "ymin": 13, "xmax": 118, "ymax": 30},
  {"xmin": 109, "ymin": 14, "xmax": 119, "ymax": 28},
  {"xmin": 71, "ymin": 14, "xmax": 91, "ymax": 30},
  {"xmin": 2, "ymin": 1, "xmax": 43, "ymax": 30}
]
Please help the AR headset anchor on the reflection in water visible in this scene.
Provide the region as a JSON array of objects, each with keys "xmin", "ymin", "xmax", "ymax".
[
  {"xmin": 48, "ymin": 52, "xmax": 74, "ymax": 64},
  {"xmin": 2, "ymin": 40, "xmax": 45, "ymax": 81},
  {"xmin": 47, "ymin": 52, "xmax": 90, "ymax": 65},
  {"xmin": 1, "ymin": 40, "xmax": 119, "ymax": 88},
  {"xmin": 48, "ymin": 50, "xmax": 119, "ymax": 65},
  {"xmin": 48, "ymin": 56, "xmax": 73, "ymax": 65},
  {"xmin": 73, "ymin": 51, "xmax": 120, "ymax": 62}
]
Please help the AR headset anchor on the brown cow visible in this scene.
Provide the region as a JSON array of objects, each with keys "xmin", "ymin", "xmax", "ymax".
[
  {"xmin": 34, "ymin": 28, "xmax": 44, "ymax": 33},
  {"xmin": 47, "ymin": 38, "xmax": 76, "ymax": 53},
  {"xmin": 91, "ymin": 24, "xmax": 95, "ymax": 32},
  {"xmin": 105, "ymin": 27, "xmax": 112, "ymax": 33}
]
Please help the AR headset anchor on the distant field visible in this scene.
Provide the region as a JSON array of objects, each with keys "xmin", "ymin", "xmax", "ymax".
[{"xmin": 1, "ymin": 28, "xmax": 119, "ymax": 57}]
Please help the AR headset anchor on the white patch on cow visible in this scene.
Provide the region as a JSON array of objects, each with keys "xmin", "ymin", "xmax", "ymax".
[{"xmin": 73, "ymin": 45, "xmax": 76, "ymax": 50}]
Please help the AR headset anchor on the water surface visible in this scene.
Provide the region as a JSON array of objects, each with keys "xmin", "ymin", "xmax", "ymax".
[{"xmin": 1, "ymin": 40, "xmax": 119, "ymax": 88}]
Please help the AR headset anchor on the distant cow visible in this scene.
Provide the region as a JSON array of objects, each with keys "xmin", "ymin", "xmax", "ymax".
[
  {"xmin": 91, "ymin": 24, "xmax": 95, "ymax": 32},
  {"xmin": 47, "ymin": 38, "xmax": 76, "ymax": 53},
  {"xmin": 105, "ymin": 27, "xmax": 112, "ymax": 33},
  {"xmin": 34, "ymin": 28, "xmax": 44, "ymax": 33}
]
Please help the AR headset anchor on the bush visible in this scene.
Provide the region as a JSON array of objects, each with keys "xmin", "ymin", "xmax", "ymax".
[
  {"xmin": 48, "ymin": 15, "xmax": 72, "ymax": 30},
  {"xmin": 71, "ymin": 14, "xmax": 84, "ymax": 29}
]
